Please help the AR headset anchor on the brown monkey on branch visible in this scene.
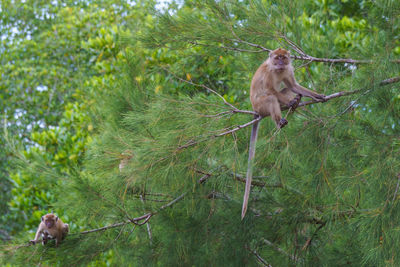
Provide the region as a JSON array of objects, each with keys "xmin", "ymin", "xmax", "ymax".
[
  {"xmin": 30, "ymin": 213, "xmax": 69, "ymax": 247},
  {"xmin": 241, "ymin": 48, "xmax": 325, "ymax": 219}
]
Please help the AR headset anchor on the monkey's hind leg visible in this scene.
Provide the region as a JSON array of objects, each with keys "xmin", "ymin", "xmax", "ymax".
[
  {"xmin": 263, "ymin": 95, "xmax": 286, "ymax": 129},
  {"xmin": 278, "ymin": 94, "xmax": 302, "ymax": 128}
]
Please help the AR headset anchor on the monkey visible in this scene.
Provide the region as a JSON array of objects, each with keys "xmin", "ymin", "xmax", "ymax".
[
  {"xmin": 241, "ymin": 48, "xmax": 325, "ymax": 219},
  {"xmin": 30, "ymin": 213, "xmax": 69, "ymax": 247}
]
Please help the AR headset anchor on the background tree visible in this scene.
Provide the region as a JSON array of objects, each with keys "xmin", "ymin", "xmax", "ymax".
[
  {"xmin": 2, "ymin": 0, "xmax": 400, "ymax": 266},
  {"xmin": 0, "ymin": 0, "xmax": 154, "ymax": 237}
]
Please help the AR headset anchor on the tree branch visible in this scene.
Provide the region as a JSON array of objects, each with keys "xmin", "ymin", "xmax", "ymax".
[
  {"xmin": 14, "ymin": 173, "xmax": 213, "ymax": 249},
  {"xmin": 301, "ymin": 223, "xmax": 326, "ymax": 251},
  {"xmin": 226, "ymin": 35, "xmax": 400, "ymax": 64},
  {"xmin": 247, "ymin": 247, "xmax": 272, "ymax": 267},
  {"xmin": 175, "ymin": 88, "xmax": 359, "ymax": 152}
]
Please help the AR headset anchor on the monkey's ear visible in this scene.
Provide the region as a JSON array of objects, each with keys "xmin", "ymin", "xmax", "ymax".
[{"xmin": 41, "ymin": 216, "xmax": 44, "ymax": 221}]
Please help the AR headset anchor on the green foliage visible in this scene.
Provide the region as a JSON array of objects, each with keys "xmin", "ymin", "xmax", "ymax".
[
  {"xmin": 0, "ymin": 0, "xmax": 154, "ymax": 236},
  {"xmin": 3, "ymin": 0, "xmax": 400, "ymax": 266}
]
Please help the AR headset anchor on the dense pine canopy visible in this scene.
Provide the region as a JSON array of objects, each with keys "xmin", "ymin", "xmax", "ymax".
[{"xmin": 1, "ymin": 0, "xmax": 400, "ymax": 266}]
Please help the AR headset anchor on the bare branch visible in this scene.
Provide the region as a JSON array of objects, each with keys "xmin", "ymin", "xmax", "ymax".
[
  {"xmin": 286, "ymin": 90, "xmax": 360, "ymax": 110},
  {"xmin": 218, "ymin": 35, "xmax": 400, "ymax": 64},
  {"xmin": 380, "ymin": 77, "xmax": 400, "ymax": 85},
  {"xmin": 216, "ymin": 116, "xmax": 262, "ymax": 137},
  {"xmin": 248, "ymin": 248, "xmax": 272, "ymax": 266},
  {"xmin": 291, "ymin": 54, "xmax": 372, "ymax": 64}
]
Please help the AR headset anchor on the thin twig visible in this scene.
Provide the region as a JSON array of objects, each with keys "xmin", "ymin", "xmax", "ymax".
[
  {"xmin": 175, "ymin": 116, "xmax": 262, "ymax": 152},
  {"xmin": 249, "ymin": 248, "xmax": 272, "ymax": 266},
  {"xmin": 392, "ymin": 173, "xmax": 400, "ymax": 202},
  {"xmin": 80, "ymin": 221, "xmax": 129, "ymax": 235},
  {"xmin": 200, "ymin": 34, "xmax": 400, "ymax": 64},
  {"xmin": 230, "ymin": 38, "xmax": 271, "ymax": 52},
  {"xmin": 162, "ymin": 66, "xmax": 239, "ymax": 110},
  {"xmin": 220, "ymin": 45, "xmax": 265, "ymax": 53},
  {"xmin": 301, "ymin": 223, "xmax": 326, "ymax": 251},
  {"xmin": 279, "ymin": 34, "xmax": 307, "ymax": 57},
  {"xmin": 140, "ymin": 195, "xmax": 153, "ymax": 245},
  {"xmin": 262, "ymin": 238, "xmax": 300, "ymax": 263}
]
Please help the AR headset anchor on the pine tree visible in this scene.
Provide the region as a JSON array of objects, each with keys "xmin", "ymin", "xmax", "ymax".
[{"xmin": 3, "ymin": 0, "xmax": 400, "ymax": 266}]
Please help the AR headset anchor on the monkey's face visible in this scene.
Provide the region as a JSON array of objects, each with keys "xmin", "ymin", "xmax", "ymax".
[
  {"xmin": 42, "ymin": 214, "xmax": 58, "ymax": 228},
  {"xmin": 270, "ymin": 48, "xmax": 290, "ymax": 72}
]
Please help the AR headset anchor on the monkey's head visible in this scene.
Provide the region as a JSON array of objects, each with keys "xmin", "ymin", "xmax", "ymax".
[
  {"xmin": 42, "ymin": 214, "xmax": 58, "ymax": 228},
  {"xmin": 269, "ymin": 48, "xmax": 291, "ymax": 72}
]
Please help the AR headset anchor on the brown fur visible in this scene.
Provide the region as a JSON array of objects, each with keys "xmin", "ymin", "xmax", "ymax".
[
  {"xmin": 250, "ymin": 48, "xmax": 325, "ymax": 126},
  {"xmin": 30, "ymin": 213, "xmax": 69, "ymax": 247},
  {"xmin": 242, "ymin": 48, "xmax": 325, "ymax": 219}
]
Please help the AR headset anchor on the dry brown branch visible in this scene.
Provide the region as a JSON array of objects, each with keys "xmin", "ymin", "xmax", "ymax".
[{"xmin": 380, "ymin": 77, "xmax": 400, "ymax": 85}]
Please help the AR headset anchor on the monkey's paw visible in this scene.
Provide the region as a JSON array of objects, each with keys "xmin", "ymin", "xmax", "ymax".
[
  {"xmin": 288, "ymin": 95, "xmax": 301, "ymax": 110},
  {"xmin": 278, "ymin": 118, "xmax": 288, "ymax": 128},
  {"xmin": 30, "ymin": 240, "xmax": 37, "ymax": 245},
  {"xmin": 313, "ymin": 94, "xmax": 326, "ymax": 102}
]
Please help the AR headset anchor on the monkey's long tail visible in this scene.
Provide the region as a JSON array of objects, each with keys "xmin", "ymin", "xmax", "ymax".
[{"xmin": 241, "ymin": 116, "xmax": 260, "ymax": 220}]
